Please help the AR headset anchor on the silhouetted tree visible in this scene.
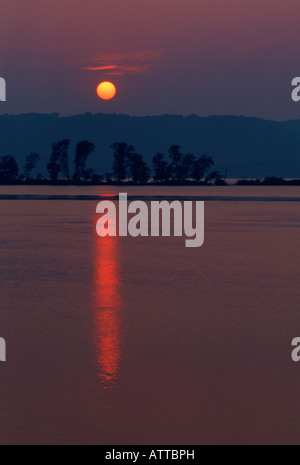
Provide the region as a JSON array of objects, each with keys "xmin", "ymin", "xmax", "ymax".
[
  {"xmin": 169, "ymin": 145, "xmax": 184, "ymax": 181},
  {"xmin": 112, "ymin": 142, "xmax": 134, "ymax": 182},
  {"xmin": 57, "ymin": 139, "xmax": 71, "ymax": 180},
  {"xmin": 91, "ymin": 173, "xmax": 103, "ymax": 185},
  {"xmin": 36, "ymin": 173, "xmax": 45, "ymax": 181},
  {"xmin": 104, "ymin": 173, "xmax": 113, "ymax": 184},
  {"xmin": 0, "ymin": 155, "xmax": 19, "ymax": 182},
  {"xmin": 206, "ymin": 170, "xmax": 223, "ymax": 185},
  {"xmin": 82, "ymin": 167, "xmax": 95, "ymax": 182},
  {"xmin": 23, "ymin": 153, "xmax": 41, "ymax": 180},
  {"xmin": 192, "ymin": 154, "xmax": 214, "ymax": 182},
  {"xmin": 47, "ymin": 140, "xmax": 71, "ymax": 181},
  {"xmin": 128, "ymin": 152, "xmax": 150, "ymax": 183},
  {"xmin": 47, "ymin": 143, "xmax": 61, "ymax": 182},
  {"xmin": 73, "ymin": 140, "xmax": 96, "ymax": 182},
  {"xmin": 181, "ymin": 153, "xmax": 196, "ymax": 180},
  {"xmin": 153, "ymin": 153, "xmax": 171, "ymax": 182}
]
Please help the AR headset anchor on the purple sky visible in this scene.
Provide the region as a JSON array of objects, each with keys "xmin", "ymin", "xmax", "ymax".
[{"xmin": 1, "ymin": 0, "xmax": 300, "ymax": 120}]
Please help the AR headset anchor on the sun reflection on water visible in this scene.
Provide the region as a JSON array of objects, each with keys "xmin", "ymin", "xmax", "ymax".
[{"xmin": 94, "ymin": 210, "xmax": 122, "ymax": 391}]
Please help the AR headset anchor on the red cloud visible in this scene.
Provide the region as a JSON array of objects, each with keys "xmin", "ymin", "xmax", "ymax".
[{"xmin": 83, "ymin": 51, "xmax": 160, "ymax": 76}]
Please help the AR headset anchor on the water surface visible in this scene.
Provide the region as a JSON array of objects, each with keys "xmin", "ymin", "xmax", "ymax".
[{"xmin": 0, "ymin": 186, "xmax": 299, "ymax": 445}]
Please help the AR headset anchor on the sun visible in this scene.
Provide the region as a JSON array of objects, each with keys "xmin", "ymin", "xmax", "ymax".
[{"xmin": 97, "ymin": 82, "xmax": 117, "ymax": 100}]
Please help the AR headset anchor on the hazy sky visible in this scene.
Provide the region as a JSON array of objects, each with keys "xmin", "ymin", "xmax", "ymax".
[{"xmin": 1, "ymin": 0, "xmax": 300, "ymax": 120}]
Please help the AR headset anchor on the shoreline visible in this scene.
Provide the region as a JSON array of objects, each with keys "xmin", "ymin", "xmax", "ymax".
[
  {"xmin": 0, "ymin": 178, "xmax": 300, "ymax": 187},
  {"xmin": 1, "ymin": 194, "xmax": 300, "ymax": 202}
]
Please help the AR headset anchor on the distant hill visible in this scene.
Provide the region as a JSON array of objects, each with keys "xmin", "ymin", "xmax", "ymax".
[{"xmin": 0, "ymin": 113, "xmax": 300, "ymax": 178}]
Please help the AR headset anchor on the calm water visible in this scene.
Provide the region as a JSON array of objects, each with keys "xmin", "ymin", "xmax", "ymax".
[{"xmin": 0, "ymin": 186, "xmax": 300, "ymax": 445}]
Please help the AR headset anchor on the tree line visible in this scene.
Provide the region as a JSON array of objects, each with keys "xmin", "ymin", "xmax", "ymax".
[{"xmin": 0, "ymin": 140, "xmax": 225, "ymax": 185}]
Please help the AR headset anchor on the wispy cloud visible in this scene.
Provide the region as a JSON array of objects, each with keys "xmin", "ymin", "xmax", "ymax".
[{"xmin": 83, "ymin": 51, "xmax": 160, "ymax": 76}]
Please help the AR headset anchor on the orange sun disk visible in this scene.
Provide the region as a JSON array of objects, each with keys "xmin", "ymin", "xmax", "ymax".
[{"xmin": 97, "ymin": 82, "xmax": 117, "ymax": 100}]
